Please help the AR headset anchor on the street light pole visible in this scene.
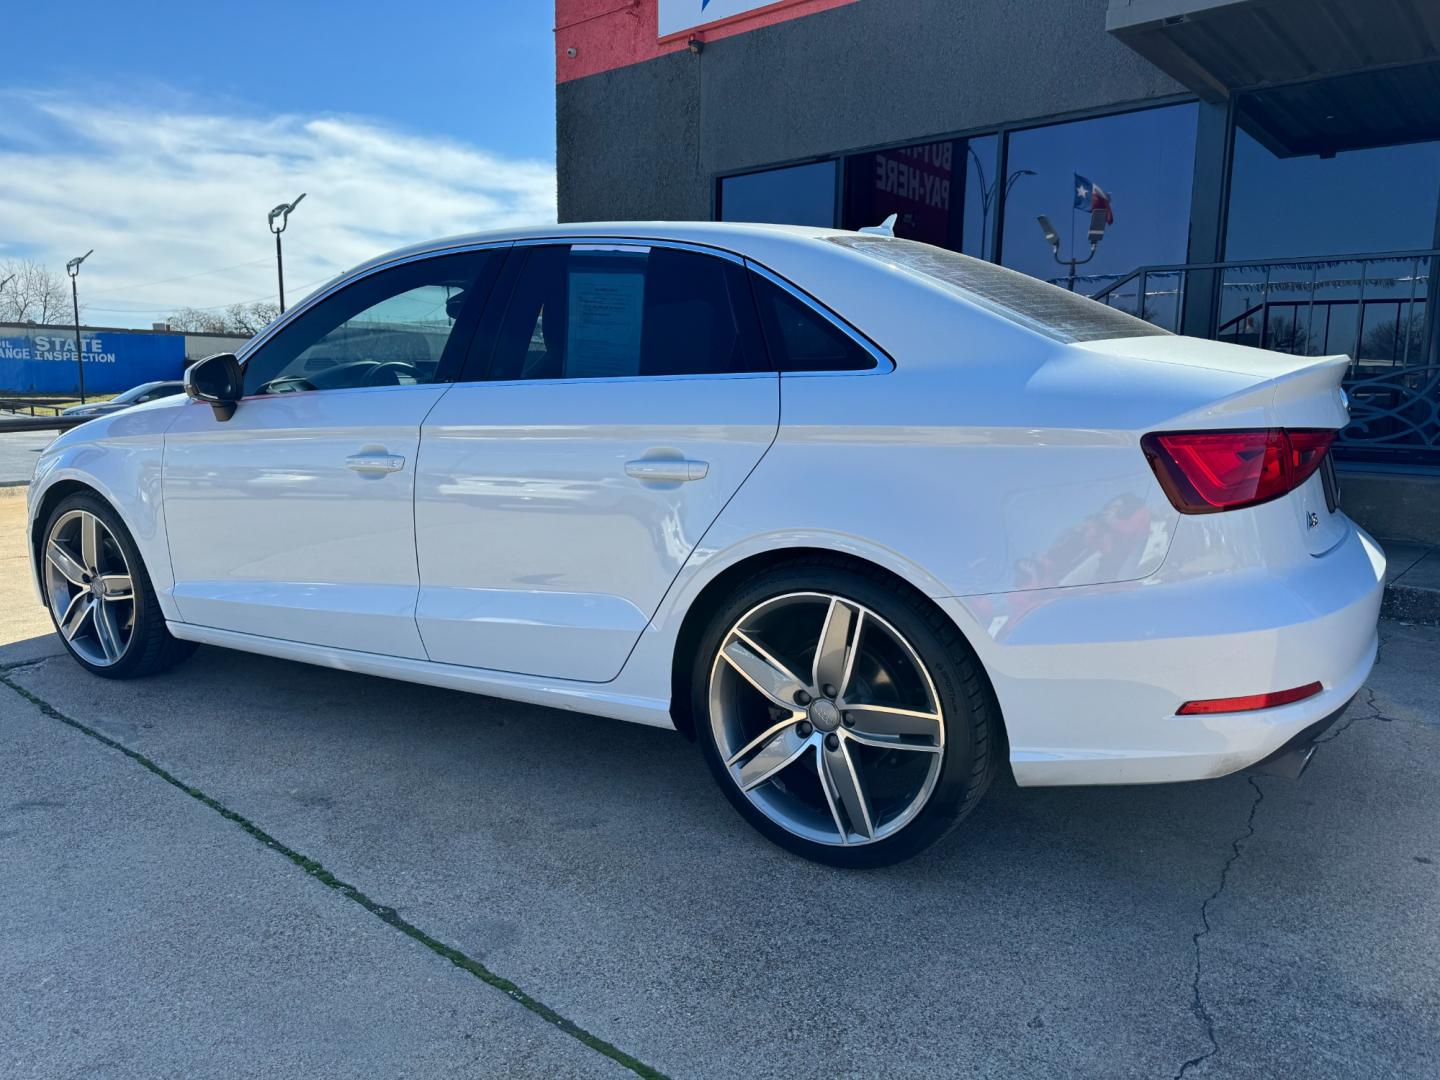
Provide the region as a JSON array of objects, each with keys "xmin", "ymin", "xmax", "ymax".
[
  {"xmin": 966, "ymin": 147, "xmax": 1035, "ymax": 261},
  {"xmin": 274, "ymin": 228, "xmax": 284, "ymax": 313},
  {"xmin": 65, "ymin": 250, "xmax": 93, "ymax": 404},
  {"xmin": 1037, "ymin": 213, "xmax": 1107, "ymax": 292},
  {"xmin": 267, "ymin": 192, "xmax": 306, "ymax": 314},
  {"xmin": 1003, "ymin": 168, "xmax": 1037, "ymax": 204}
]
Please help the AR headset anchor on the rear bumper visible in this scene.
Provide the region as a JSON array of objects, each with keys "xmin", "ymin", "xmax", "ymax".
[{"xmin": 946, "ymin": 522, "xmax": 1385, "ymax": 786}]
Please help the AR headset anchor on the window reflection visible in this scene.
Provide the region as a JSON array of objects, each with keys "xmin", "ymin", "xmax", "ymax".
[
  {"xmin": 1000, "ymin": 105, "xmax": 1198, "ymax": 299},
  {"xmin": 1222, "ymin": 75, "xmax": 1440, "ymax": 467},
  {"xmin": 718, "ymin": 161, "xmax": 837, "ymax": 227},
  {"xmin": 840, "ymin": 135, "xmax": 998, "ymax": 258},
  {"xmin": 1215, "ymin": 258, "xmax": 1432, "ymax": 364},
  {"xmin": 1226, "ymin": 104, "xmax": 1440, "ymax": 260}
]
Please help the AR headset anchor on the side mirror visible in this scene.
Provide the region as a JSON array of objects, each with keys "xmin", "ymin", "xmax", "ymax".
[{"xmin": 184, "ymin": 353, "xmax": 243, "ymax": 421}]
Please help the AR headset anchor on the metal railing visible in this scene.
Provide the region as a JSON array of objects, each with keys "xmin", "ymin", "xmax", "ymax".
[
  {"xmin": 0, "ymin": 396, "xmax": 77, "ymax": 417},
  {"xmin": 0, "ymin": 412, "xmax": 90, "ymax": 435},
  {"xmin": 1090, "ymin": 250, "xmax": 1440, "ymax": 468},
  {"xmin": 0, "ymin": 398, "xmax": 93, "ymax": 434}
]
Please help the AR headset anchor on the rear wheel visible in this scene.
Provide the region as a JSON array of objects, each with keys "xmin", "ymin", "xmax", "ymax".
[
  {"xmin": 41, "ymin": 493, "xmax": 196, "ymax": 679},
  {"xmin": 693, "ymin": 560, "xmax": 999, "ymax": 867}
]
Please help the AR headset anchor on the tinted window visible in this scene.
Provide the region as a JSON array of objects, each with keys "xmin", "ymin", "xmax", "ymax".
[
  {"xmin": 749, "ymin": 273, "xmax": 877, "ymax": 372},
  {"xmin": 719, "ymin": 161, "xmax": 837, "ymax": 227},
  {"xmin": 243, "ymin": 251, "xmax": 493, "ymax": 396},
  {"xmin": 842, "ymin": 134, "xmax": 999, "ymax": 260},
  {"xmin": 484, "ymin": 245, "xmax": 766, "ymax": 381},
  {"xmin": 831, "ymin": 235, "xmax": 1168, "ymax": 343}
]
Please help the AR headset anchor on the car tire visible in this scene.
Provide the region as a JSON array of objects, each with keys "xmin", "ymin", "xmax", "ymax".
[
  {"xmin": 40, "ymin": 492, "xmax": 197, "ymax": 679},
  {"xmin": 693, "ymin": 557, "xmax": 1000, "ymax": 867}
]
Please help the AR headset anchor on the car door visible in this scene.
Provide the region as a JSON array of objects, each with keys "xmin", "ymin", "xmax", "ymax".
[
  {"xmin": 414, "ymin": 241, "xmax": 779, "ymax": 681},
  {"xmin": 163, "ymin": 248, "xmax": 502, "ymax": 657}
]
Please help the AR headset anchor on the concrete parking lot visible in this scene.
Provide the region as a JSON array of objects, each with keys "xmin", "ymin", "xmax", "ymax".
[{"xmin": 2, "ymin": 491, "xmax": 1437, "ymax": 1079}]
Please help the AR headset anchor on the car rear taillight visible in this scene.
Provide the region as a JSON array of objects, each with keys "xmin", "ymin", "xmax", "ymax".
[
  {"xmin": 1141, "ymin": 428, "xmax": 1336, "ymax": 514},
  {"xmin": 1177, "ymin": 682, "xmax": 1323, "ymax": 715}
]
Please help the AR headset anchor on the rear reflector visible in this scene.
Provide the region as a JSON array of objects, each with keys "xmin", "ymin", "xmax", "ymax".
[
  {"xmin": 1177, "ymin": 681, "xmax": 1323, "ymax": 716},
  {"xmin": 1142, "ymin": 428, "xmax": 1336, "ymax": 513}
]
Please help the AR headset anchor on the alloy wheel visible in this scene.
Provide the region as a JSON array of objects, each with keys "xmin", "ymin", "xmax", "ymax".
[
  {"xmin": 708, "ymin": 592, "xmax": 945, "ymax": 846},
  {"xmin": 44, "ymin": 509, "xmax": 136, "ymax": 667}
]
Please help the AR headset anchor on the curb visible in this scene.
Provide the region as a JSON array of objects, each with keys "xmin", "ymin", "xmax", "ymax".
[{"xmin": 0, "ymin": 481, "xmax": 29, "ymax": 498}]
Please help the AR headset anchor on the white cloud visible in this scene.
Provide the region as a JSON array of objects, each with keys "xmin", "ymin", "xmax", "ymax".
[{"xmin": 0, "ymin": 93, "xmax": 556, "ymax": 326}]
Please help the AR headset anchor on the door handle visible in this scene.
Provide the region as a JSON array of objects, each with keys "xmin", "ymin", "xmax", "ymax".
[
  {"xmin": 625, "ymin": 458, "xmax": 709, "ymax": 483},
  {"xmin": 346, "ymin": 452, "xmax": 406, "ymax": 474}
]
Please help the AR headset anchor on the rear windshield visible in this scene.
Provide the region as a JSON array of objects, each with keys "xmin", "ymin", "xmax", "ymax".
[{"xmin": 828, "ymin": 235, "xmax": 1169, "ymax": 344}]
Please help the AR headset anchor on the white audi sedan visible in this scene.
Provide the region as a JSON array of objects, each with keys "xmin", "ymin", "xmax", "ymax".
[{"xmin": 28, "ymin": 223, "xmax": 1385, "ymax": 865}]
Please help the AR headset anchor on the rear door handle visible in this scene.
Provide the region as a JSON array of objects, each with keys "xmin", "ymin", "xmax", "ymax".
[
  {"xmin": 625, "ymin": 459, "xmax": 709, "ymax": 483},
  {"xmin": 346, "ymin": 453, "xmax": 406, "ymax": 474}
]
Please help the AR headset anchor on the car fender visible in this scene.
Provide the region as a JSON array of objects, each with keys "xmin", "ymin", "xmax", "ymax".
[
  {"xmin": 608, "ymin": 519, "xmax": 992, "ymax": 723},
  {"xmin": 28, "ymin": 401, "xmax": 182, "ymax": 618}
]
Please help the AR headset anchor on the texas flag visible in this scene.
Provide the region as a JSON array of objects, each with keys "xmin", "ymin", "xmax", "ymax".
[{"xmin": 1073, "ymin": 173, "xmax": 1115, "ymax": 224}]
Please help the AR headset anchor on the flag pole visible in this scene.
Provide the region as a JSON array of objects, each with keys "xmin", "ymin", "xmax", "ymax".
[{"xmin": 1068, "ymin": 207, "xmax": 1078, "ymax": 292}]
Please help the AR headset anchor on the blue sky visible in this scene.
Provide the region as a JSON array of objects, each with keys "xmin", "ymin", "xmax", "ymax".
[{"xmin": 1, "ymin": 1, "xmax": 558, "ymax": 326}]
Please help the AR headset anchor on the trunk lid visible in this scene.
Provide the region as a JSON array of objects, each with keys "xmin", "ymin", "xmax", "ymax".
[
  {"xmin": 1078, "ymin": 336, "xmax": 1352, "ymax": 556},
  {"xmin": 1075, "ymin": 335, "xmax": 1350, "ymax": 430}
]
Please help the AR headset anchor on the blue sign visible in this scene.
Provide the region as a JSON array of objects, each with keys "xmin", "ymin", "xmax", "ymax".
[{"xmin": 0, "ymin": 328, "xmax": 186, "ymax": 394}]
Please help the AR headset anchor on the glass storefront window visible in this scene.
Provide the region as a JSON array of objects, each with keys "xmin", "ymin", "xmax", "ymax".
[
  {"xmin": 840, "ymin": 135, "xmax": 998, "ymax": 259},
  {"xmin": 999, "ymin": 104, "xmax": 1199, "ymax": 310},
  {"xmin": 718, "ymin": 161, "xmax": 836, "ymax": 227},
  {"xmin": 1226, "ymin": 118, "xmax": 1440, "ymax": 261}
]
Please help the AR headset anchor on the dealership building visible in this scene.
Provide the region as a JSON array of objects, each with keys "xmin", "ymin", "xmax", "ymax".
[{"xmin": 556, "ymin": 0, "xmax": 1440, "ymax": 536}]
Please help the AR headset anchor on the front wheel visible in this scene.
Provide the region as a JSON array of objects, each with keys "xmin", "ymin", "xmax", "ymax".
[
  {"xmin": 693, "ymin": 560, "xmax": 1000, "ymax": 867},
  {"xmin": 40, "ymin": 492, "xmax": 196, "ymax": 679}
]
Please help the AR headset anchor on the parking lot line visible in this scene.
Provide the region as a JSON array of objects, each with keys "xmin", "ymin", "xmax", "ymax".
[{"xmin": 0, "ymin": 667, "xmax": 670, "ymax": 1080}]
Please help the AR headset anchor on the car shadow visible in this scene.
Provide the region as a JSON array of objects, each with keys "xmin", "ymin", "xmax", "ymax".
[{"xmin": 0, "ymin": 630, "xmax": 1282, "ymax": 900}]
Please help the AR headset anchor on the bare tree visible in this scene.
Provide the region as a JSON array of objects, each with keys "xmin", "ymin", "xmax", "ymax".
[
  {"xmin": 165, "ymin": 307, "xmax": 229, "ymax": 333},
  {"xmin": 221, "ymin": 301, "xmax": 281, "ymax": 336},
  {"xmin": 1263, "ymin": 315, "xmax": 1310, "ymax": 356},
  {"xmin": 1359, "ymin": 311, "xmax": 1427, "ymax": 363},
  {"xmin": 166, "ymin": 301, "xmax": 279, "ymax": 337},
  {"xmin": 0, "ymin": 258, "xmax": 74, "ymax": 324}
]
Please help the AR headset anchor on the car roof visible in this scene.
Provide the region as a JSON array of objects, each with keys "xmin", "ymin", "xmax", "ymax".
[
  {"xmin": 304, "ymin": 222, "xmax": 931, "ymax": 350},
  {"xmin": 342, "ymin": 222, "xmax": 849, "ymax": 280},
  {"xmin": 289, "ymin": 222, "xmax": 1116, "ymax": 363}
]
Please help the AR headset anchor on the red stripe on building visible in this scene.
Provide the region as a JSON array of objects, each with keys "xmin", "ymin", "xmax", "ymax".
[{"xmin": 555, "ymin": 0, "xmax": 859, "ymax": 83}]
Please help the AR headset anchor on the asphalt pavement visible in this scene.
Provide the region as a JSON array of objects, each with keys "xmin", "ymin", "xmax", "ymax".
[
  {"xmin": 0, "ymin": 430, "xmax": 55, "ymax": 486},
  {"xmin": 1, "ymin": 493, "xmax": 1437, "ymax": 1079}
]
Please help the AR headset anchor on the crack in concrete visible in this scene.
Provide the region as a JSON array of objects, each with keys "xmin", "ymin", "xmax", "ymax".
[
  {"xmin": 1174, "ymin": 775, "xmax": 1264, "ymax": 1080},
  {"xmin": 0, "ymin": 657, "xmax": 54, "ymax": 675},
  {"xmin": 0, "ymin": 671, "xmax": 669, "ymax": 1080},
  {"xmin": 1315, "ymin": 686, "xmax": 1411, "ymax": 745},
  {"xmin": 1376, "ymin": 625, "xmax": 1393, "ymax": 664},
  {"xmin": 1172, "ymin": 673, "xmax": 1402, "ymax": 1078},
  {"xmin": 1316, "ymin": 687, "xmax": 1382, "ymax": 745}
]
